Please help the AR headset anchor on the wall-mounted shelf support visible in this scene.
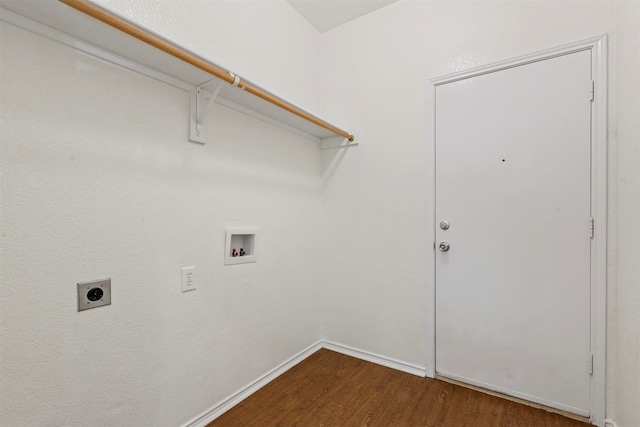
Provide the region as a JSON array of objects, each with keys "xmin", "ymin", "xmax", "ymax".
[
  {"xmin": 58, "ymin": 0, "xmax": 356, "ymax": 145},
  {"xmin": 320, "ymin": 135, "xmax": 360, "ymax": 150},
  {"xmin": 190, "ymin": 79, "xmax": 224, "ymax": 144},
  {"xmin": 1, "ymin": 0, "xmax": 358, "ymax": 147}
]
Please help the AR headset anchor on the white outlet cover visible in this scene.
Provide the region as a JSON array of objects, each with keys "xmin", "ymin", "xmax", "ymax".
[{"xmin": 181, "ymin": 266, "xmax": 195, "ymax": 292}]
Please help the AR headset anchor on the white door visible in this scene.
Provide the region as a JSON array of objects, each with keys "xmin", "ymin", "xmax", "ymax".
[{"xmin": 435, "ymin": 50, "xmax": 592, "ymax": 416}]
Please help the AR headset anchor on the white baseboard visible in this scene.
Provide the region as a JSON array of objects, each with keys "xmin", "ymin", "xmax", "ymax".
[
  {"xmin": 183, "ymin": 339, "xmax": 426, "ymax": 426},
  {"xmin": 604, "ymin": 419, "xmax": 618, "ymax": 427},
  {"xmin": 183, "ymin": 340, "xmax": 323, "ymax": 427},
  {"xmin": 322, "ymin": 340, "xmax": 426, "ymax": 377}
]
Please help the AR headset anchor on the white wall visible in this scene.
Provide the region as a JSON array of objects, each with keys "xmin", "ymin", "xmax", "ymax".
[
  {"xmin": 0, "ymin": 2, "xmax": 323, "ymax": 425},
  {"xmin": 319, "ymin": 1, "xmax": 639, "ymax": 426},
  {"xmin": 612, "ymin": 2, "xmax": 640, "ymax": 425}
]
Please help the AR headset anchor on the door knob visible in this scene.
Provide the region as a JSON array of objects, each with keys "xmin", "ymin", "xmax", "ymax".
[{"xmin": 439, "ymin": 242, "xmax": 450, "ymax": 252}]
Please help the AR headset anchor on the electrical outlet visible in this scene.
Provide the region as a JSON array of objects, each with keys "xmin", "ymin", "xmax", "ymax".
[
  {"xmin": 181, "ymin": 266, "xmax": 195, "ymax": 292},
  {"xmin": 77, "ymin": 278, "xmax": 111, "ymax": 311}
]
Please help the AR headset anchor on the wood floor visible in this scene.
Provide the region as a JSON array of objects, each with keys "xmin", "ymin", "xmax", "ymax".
[{"xmin": 207, "ymin": 349, "xmax": 591, "ymax": 427}]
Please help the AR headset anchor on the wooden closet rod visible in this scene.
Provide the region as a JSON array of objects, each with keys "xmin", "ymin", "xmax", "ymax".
[{"xmin": 60, "ymin": 0, "xmax": 355, "ymax": 142}]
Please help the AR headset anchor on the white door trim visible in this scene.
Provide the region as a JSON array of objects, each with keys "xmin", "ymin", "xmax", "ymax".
[{"xmin": 425, "ymin": 35, "xmax": 607, "ymax": 427}]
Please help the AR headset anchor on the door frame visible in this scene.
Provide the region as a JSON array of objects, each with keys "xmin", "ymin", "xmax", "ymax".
[{"xmin": 425, "ymin": 35, "xmax": 608, "ymax": 426}]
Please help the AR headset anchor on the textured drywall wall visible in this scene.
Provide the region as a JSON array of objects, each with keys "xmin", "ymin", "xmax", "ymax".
[
  {"xmin": 612, "ymin": 2, "xmax": 640, "ymax": 426},
  {"xmin": 319, "ymin": 1, "xmax": 639, "ymax": 425},
  {"xmin": 0, "ymin": 16, "xmax": 322, "ymax": 427}
]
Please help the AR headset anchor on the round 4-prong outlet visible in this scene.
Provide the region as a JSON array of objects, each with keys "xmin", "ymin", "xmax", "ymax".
[{"xmin": 87, "ymin": 287, "xmax": 104, "ymax": 301}]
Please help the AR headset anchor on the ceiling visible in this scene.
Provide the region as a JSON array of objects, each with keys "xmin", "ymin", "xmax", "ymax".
[{"xmin": 287, "ymin": 0, "xmax": 399, "ymax": 33}]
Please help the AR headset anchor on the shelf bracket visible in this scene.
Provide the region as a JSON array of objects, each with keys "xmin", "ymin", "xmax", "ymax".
[
  {"xmin": 189, "ymin": 79, "xmax": 225, "ymax": 144},
  {"xmin": 320, "ymin": 134, "xmax": 359, "ymax": 150}
]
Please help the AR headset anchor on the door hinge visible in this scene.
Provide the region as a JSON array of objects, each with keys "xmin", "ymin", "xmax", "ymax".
[
  {"xmin": 589, "ymin": 217, "xmax": 595, "ymax": 238},
  {"xmin": 589, "ymin": 353, "xmax": 594, "ymax": 375},
  {"xmin": 590, "ymin": 80, "xmax": 595, "ymax": 102}
]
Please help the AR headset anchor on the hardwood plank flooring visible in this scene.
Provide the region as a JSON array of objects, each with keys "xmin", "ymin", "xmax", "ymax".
[{"xmin": 207, "ymin": 349, "xmax": 591, "ymax": 427}]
